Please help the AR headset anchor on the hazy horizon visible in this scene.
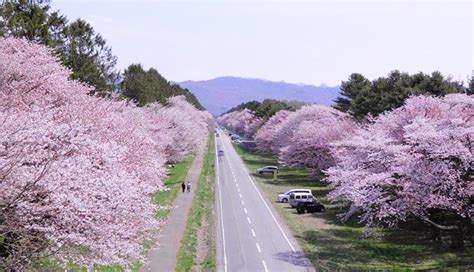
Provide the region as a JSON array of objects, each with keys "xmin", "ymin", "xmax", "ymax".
[{"xmin": 53, "ymin": 0, "xmax": 472, "ymax": 86}]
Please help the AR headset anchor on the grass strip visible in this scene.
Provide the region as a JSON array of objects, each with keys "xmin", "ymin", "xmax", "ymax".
[{"xmin": 176, "ymin": 133, "xmax": 216, "ymax": 271}]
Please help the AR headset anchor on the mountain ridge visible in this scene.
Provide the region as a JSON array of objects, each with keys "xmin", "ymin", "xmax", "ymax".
[{"xmin": 179, "ymin": 76, "xmax": 341, "ymax": 115}]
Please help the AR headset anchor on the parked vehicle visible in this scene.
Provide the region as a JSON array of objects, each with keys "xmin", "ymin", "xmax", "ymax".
[
  {"xmin": 295, "ymin": 201, "xmax": 325, "ymax": 214},
  {"xmin": 218, "ymin": 150, "xmax": 224, "ymax": 156},
  {"xmin": 289, "ymin": 192, "xmax": 314, "ymax": 208},
  {"xmin": 256, "ymin": 166, "xmax": 278, "ymax": 175},
  {"xmin": 231, "ymin": 135, "xmax": 240, "ymax": 141},
  {"xmin": 278, "ymin": 189, "xmax": 312, "ymax": 203},
  {"xmin": 216, "ymin": 133, "xmax": 220, "ymax": 137}
]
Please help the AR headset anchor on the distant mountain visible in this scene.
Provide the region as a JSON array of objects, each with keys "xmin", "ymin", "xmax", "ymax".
[{"xmin": 178, "ymin": 76, "xmax": 340, "ymax": 115}]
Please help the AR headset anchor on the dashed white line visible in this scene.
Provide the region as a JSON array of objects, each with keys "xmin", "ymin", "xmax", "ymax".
[
  {"xmin": 243, "ymin": 207, "xmax": 248, "ymax": 214},
  {"xmin": 237, "ymin": 188, "xmax": 240, "ymax": 193},
  {"xmin": 251, "ymin": 229, "xmax": 256, "ymax": 237},
  {"xmin": 256, "ymin": 242, "xmax": 261, "ymax": 253},
  {"xmin": 215, "ymin": 134, "xmax": 227, "ymax": 272},
  {"xmin": 262, "ymin": 260, "xmax": 268, "ymax": 272},
  {"xmin": 241, "ymin": 200, "xmax": 244, "ymax": 205},
  {"xmin": 239, "ymin": 193, "xmax": 242, "ymax": 198},
  {"xmin": 247, "ymin": 217, "xmax": 251, "ymax": 224},
  {"xmin": 246, "ymin": 172, "xmax": 297, "ymax": 253}
]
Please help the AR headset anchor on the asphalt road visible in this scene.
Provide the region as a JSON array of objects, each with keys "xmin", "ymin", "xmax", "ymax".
[{"xmin": 215, "ymin": 129, "xmax": 314, "ymax": 272}]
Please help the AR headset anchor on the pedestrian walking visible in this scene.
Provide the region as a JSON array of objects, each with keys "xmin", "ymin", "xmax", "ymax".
[
  {"xmin": 187, "ymin": 181, "xmax": 191, "ymax": 192},
  {"xmin": 181, "ymin": 182, "xmax": 186, "ymax": 193}
]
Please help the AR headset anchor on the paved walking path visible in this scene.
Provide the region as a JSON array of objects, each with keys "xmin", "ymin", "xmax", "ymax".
[{"xmin": 141, "ymin": 151, "xmax": 204, "ymax": 272}]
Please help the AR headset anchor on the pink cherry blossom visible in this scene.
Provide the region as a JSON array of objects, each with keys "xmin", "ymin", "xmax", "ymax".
[
  {"xmin": 0, "ymin": 37, "xmax": 210, "ymax": 269},
  {"xmin": 325, "ymin": 94, "xmax": 473, "ymax": 237},
  {"xmin": 254, "ymin": 110, "xmax": 291, "ymax": 153},
  {"xmin": 217, "ymin": 109, "xmax": 263, "ymax": 138},
  {"xmin": 273, "ymin": 105, "xmax": 356, "ymax": 175}
]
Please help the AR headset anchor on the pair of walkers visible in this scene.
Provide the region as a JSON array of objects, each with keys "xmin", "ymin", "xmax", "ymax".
[{"xmin": 181, "ymin": 181, "xmax": 191, "ymax": 193}]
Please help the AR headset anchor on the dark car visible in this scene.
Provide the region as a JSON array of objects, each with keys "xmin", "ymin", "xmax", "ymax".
[
  {"xmin": 295, "ymin": 201, "xmax": 325, "ymax": 214},
  {"xmin": 218, "ymin": 150, "xmax": 224, "ymax": 156}
]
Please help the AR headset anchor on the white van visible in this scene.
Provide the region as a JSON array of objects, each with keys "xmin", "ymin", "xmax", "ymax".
[
  {"xmin": 289, "ymin": 192, "xmax": 314, "ymax": 208},
  {"xmin": 277, "ymin": 189, "xmax": 311, "ymax": 203}
]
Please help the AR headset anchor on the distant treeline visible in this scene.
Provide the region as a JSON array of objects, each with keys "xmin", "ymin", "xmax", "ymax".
[
  {"xmin": 226, "ymin": 71, "xmax": 472, "ymax": 119},
  {"xmin": 335, "ymin": 70, "xmax": 471, "ymax": 118},
  {"xmin": 226, "ymin": 99, "xmax": 307, "ymax": 120},
  {"xmin": 0, "ymin": 0, "xmax": 203, "ymax": 109}
]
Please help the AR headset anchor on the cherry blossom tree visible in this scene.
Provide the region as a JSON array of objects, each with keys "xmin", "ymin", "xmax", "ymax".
[
  {"xmin": 149, "ymin": 96, "xmax": 212, "ymax": 161},
  {"xmin": 326, "ymin": 94, "xmax": 473, "ymax": 247},
  {"xmin": 254, "ymin": 110, "xmax": 291, "ymax": 153},
  {"xmin": 279, "ymin": 112, "xmax": 356, "ymax": 175},
  {"xmin": 0, "ymin": 37, "xmax": 192, "ymax": 269},
  {"xmin": 270, "ymin": 105, "xmax": 356, "ymax": 175},
  {"xmin": 217, "ymin": 109, "xmax": 263, "ymax": 138},
  {"xmin": 272, "ymin": 105, "xmax": 332, "ymax": 154}
]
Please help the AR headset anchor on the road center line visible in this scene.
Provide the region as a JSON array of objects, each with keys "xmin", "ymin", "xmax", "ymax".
[
  {"xmin": 243, "ymin": 207, "xmax": 248, "ymax": 214},
  {"xmin": 251, "ymin": 229, "xmax": 256, "ymax": 237},
  {"xmin": 246, "ymin": 172, "xmax": 297, "ymax": 253},
  {"xmin": 262, "ymin": 260, "xmax": 268, "ymax": 272},
  {"xmin": 247, "ymin": 217, "xmax": 251, "ymax": 224},
  {"xmin": 241, "ymin": 199, "xmax": 245, "ymax": 205},
  {"xmin": 221, "ymin": 131, "xmax": 297, "ymax": 254},
  {"xmin": 239, "ymin": 193, "xmax": 242, "ymax": 198},
  {"xmin": 215, "ymin": 134, "xmax": 227, "ymax": 272},
  {"xmin": 256, "ymin": 242, "xmax": 261, "ymax": 253}
]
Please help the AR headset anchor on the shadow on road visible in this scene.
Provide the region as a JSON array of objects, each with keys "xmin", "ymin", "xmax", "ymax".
[{"xmin": 275, "ymin": 251, "xmax": 313, "ymax": 268}]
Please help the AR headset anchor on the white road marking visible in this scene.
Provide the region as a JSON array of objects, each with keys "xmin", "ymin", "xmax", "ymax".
[
  {"xmin": 237, "ymin": 188, "xmax": 240, "ymax": 193},
  {"xmin": 243, "ymin": 207, "xmax": 248, "ymax": 214},
  {"xmin": 239, "ymin": 193, "xmax": 242, "ymax": 198},
  {"xmin": 251, "ymin": 228, "xmax": 256, "ymax": 237},
  {"xmin": 215, "ymin": 134, "xmax": 227, "ymax": 272},
  {"xmin": 247, "ymin": 217, "xmax": 251, "ymax": 224},
  {"xmin": 256, "ymin": 242, "xmax": 261, "ymax": 253},
  {"xmin": 241, "ymin": 199, "xmax": 244, "ymax": 205},
  {"xmin": 262, "ymin": 260, "xmax": 268, "ymax": 272},
  {"xmin": 220, "ymin": 130, "xmax": 297, "ymax": 254},
  {"xmin": 246, "ymin": 173, "xmax": 296, "ymax": 253}
]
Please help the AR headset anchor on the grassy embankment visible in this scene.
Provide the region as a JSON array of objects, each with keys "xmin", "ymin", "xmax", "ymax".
[
  {"xmin": 32, "ymin": 156, "xmax": 195, "ymax": 272},
  {"xmin": 233, "ymin": 144, "xmax": 474, "ymax": 271},
  {"xmin": 176, "ymin": 133, "xmax": 216, "ymax": 271}
]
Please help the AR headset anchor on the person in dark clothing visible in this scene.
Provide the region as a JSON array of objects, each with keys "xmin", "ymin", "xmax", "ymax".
[{"xmin": 181, "ymin": 182, "xmax": 186, "ymax": 193}]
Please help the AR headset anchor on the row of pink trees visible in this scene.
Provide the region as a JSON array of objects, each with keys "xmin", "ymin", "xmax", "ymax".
[
  {"xmin": 0, "ymin": 38, "xmax": 211, "ymax": 269},
  {"xmin": 216, "ymin": 109, "xmax": 263, "ymax": 138},
  {"xmin": 326, "ymin": 94, "xmax": 473, "ymax": 246},
  {"xmin": 253, "ymin": 105, "xmax": 356, "ymax": 175},
  {"xmin": 248, "ymin": 93, "xmax": 472, "ymax": 246}
]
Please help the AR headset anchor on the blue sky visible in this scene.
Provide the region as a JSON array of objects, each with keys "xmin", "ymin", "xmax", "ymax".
[{"xmin": 53, "ymin": 0, "xmax": 472, "ymax": 86}]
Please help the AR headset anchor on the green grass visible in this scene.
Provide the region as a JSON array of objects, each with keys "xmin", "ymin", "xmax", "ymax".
[
  {"xmin": 233, "ymin": 144, "xmax": 474, "ymax": 271},
  {"xmin": 176, "ymin": 133, "xmax": 216, "ymax": 272},
  {"xmin": 32, "ymin": 157, "xmax": 195, "ymax": 272}
]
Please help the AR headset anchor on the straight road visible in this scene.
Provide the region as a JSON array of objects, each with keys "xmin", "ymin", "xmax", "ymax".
[{"xmin": 215, "ymin": 129, "xmax": 314, "ymax": 272}]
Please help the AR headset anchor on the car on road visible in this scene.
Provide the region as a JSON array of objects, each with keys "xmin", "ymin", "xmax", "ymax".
[
  {"xmin": 218, "ymin": 150, "xmax": 224, "ymax": 156},
  {"xmin": 289, "ymin": 192, "xmax": 314, "ymax": 208},
  {"xmin": 216, "ymin": 133, "xmax": 220, "ymax": 137},
  {"xmin": 295, "ymin": 201, "xmax": 325, "ymax": 214},
  {"xmin": 256, "ymin": 166, "xmax": 278, "ymax": 175},
  {"xmin": 278, "ymin": 189, "xmax": 312, "ymax": 203}
]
